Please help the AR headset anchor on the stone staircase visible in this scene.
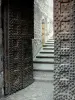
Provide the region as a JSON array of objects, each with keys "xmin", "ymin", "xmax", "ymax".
[{"xmin": 33, "ymin": 39, "xmax": 54, "ymax": 81}]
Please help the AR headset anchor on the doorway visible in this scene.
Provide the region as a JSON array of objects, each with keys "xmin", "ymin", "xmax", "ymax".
[{"xmin": 42, "ymin": 19, "xmax": 45, "ymax": 45}]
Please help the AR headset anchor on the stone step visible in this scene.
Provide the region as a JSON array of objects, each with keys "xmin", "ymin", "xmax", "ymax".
[
  {"xmin": 33, "ymin": 60, "xmax": 58, "ymax": 64},
  {"xmin": 33, "ymin": 63, "xmax": 54, "ymax": 71},
  {"xmin": 36, "ymin": 56, "xmax": 54, "ymax": 58},
  {"xmin": 40, "ymin": 50, "xmax": 54, "ymax": 54},
  {"xmin": 36, "ymin": 54, "xmax": 54, "ymax": 58},
  {"xmin": 33, "ymin": 70, "xmax": 54, "ymax": 81},
  {"xmin": 46, "ymin": 40, "xmax": 54, "ymax": 42},
  {"xmin": 34, "ymin": 58, "xmax": 54, "ymax": 62},
  {"xmin": 43, "ymin": 47, "xmax": 54, "ymax": 50},
  {"xmin": 40, "ymin": 49, "xmax": 54, "ymax": 53},
  {"xmin": 47, "ymin": 41, "xmax": 54, "ymax": 44},
  {"xmin": 43, "ymin": 44, "xmax": 54, "ymax": 47},
  {"xmin": 37, "ymin": 53, "xmax": 54, "ymax": 57},
  {"xmin": 33, "ymin": 60, "xmax": 55, "ymax": 64},
  {"xmin": 46, "ymin": 42, "xmax": 54, "ymax": 44},
  {"xmin": 45, "ymin": 42, "xmax": 54, "ymax": 44},
  {"xmin": 47, "ymin": 39, "xmax": 54, "ymax": 41},
  {"xmin": 49, "ymin": 39, "xmax": 54, "ymax": 41}
]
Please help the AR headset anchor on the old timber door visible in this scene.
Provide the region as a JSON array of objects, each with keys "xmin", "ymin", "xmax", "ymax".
[
  {"xmin": 2, "ymin": 0, "xmax": 34, "ymax": 95},
  {"xmin": 54, "ymin": 0, "xmax": 75, "ymax": 100}
]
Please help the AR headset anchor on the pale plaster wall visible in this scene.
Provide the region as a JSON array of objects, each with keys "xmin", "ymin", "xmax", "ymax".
[{"xmin": 33, "ymin": 0, "xmax": 53, "ymax": 58}]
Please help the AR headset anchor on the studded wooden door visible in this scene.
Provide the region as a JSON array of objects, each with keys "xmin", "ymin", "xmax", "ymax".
[
  {"xmin": 2, "ymin": 0, "xmax": 34, "ymax": 95},
  {"xmin": 54, "ymin": 0, "xmax": 75, "ymax": 100}
]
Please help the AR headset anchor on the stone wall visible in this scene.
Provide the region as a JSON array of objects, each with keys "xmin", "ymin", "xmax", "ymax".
[
  {"xmin": 33, "ymin": 0, "xmax": 53, "ymax": 58},
  {"xmin": 33, "ymin": 1, "xmax": 42, "ymax": 58}
]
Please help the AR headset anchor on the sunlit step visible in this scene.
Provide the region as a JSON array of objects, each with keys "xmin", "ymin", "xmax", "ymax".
[
  {"xmin": 43, "ymin": 44, "xmax": 54, "ymax": 47},
  {"xmin": 36, "ymin": 53, "xmax": 54, "ymax": 58},
  {"xmin": 45, "ymin": 42, "xmax": 54, "ymax": 44},
  {"xmin": 33, "ymin": 58, "xmax": 54, "ymax": 62},
  {"xmin": 47, "ymin": 40, "xmax": 54, "ymax": 42},
  {"xmin": 40, "ymin": 49, "xmax": 54, "ymax": 53},
  {"xmin": 33, "ymin": 63, "xmax": 54, "ymax": 71},
  {"xmin": 43, "ymin": 46, "xmax": 54, "ymax": 50}
]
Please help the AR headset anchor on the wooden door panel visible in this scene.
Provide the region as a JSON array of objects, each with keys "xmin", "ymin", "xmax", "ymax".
[
  {"xmin": 3, "ymin": 1, "xmax": 34, "ymax": 95},
  {"xmin": 54, "ymin": 0, "xmax": 74, "ymax": 100}
]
